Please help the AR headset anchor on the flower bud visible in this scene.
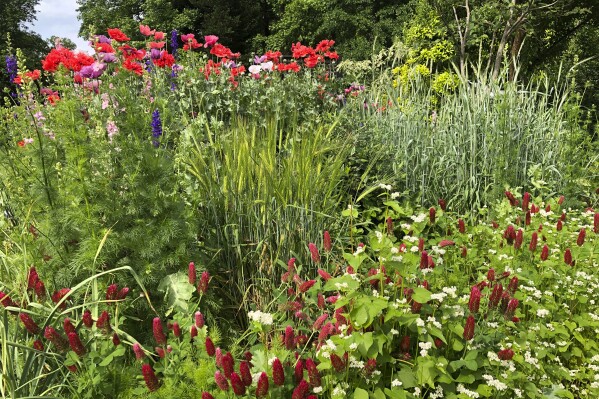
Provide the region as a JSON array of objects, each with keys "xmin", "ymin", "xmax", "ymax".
[
  {"xmin": 438, "ymin": 198, "xmax": 447, "ymax": 211},
  {"xmin": 240, "ymin": 361, "xmax": 252, "ymax": 386},
  {"xmin": 488, "ymin": 283, "xmax": 503, "ymax": 309},
  {"xmin": 294, "ymin": 359, "xmax": 304, "ymax": 383},
  {"xmin": 197, "ymin": 271, "xmax": 210, "ymax": 294},
  {"xmin": 68, "ymin": 332, "xmax": 86, "ymax": 356},
  {"xmin": 33, "ymin": 339, "xmax": 44, "ymax": 351},
  {"xmin": 514, "ymin": 229, "xmax": 523, "ymax": 249},
  {"xmin": 305, "ymin": 358, "xmax": 321, "ymax": 387},
  {"xmin": 106, "ymin": 284, "xmax": 118, "ymax": 301},
  {"xmin": 330, "ymin": 353, "xmax": 345, "ymax": 372},
  {"xmin": 195, "ymin": 311, "xmax": 205, "ymax": 328},
  {"xmin": 112, "ymin": 333, "xmax": 121, "ymax": 346},
  {"xmin": 202, "ymin": 393, "xmax": 215, "ymax": 399},
  {"xmin": 504, "ymin": 298, "xmax": 519, "ymax": 319},
  {"xmin": 133, "ymin": 343, "xmax": 145, "ymax": 360},
  {"xmin": 291, "ymin": 380, "xmax": 309, "ymax": 399},
  {"xmin": 285, "ymin": 325, "xmax": 295, "ymax": 350},
  {"xmin": 429, "ymin": 207, "xmax": 436, "ymax": 224},
  {"xmin": 82, "ymin": 310, "xmax": 93, "ymax": 328}
]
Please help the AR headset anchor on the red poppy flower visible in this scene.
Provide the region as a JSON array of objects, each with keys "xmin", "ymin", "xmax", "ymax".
[
  {"xmin": 107, "ymin": 28, "xmax": 130, "ymax": 42},
  {"xmin": 123, "ymin": 59, "xmax": 143, "ymax": 75}
]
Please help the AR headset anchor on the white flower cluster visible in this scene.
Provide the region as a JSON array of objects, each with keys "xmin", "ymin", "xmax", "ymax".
[
  {"xmin": 482, "ymin": 374, "xmax": 508, "ymax": 391},
  {"xmin": 429, "ymin": 385, "xmax": 444, "ymax": 399},
  {"xmin": 379, "ymin": 183, "xmax": 392, "ymax": 191},
  {"xmin": 391, "ymin": 379, "xmax": 402, "ymax": 387},
  {"xmin": 419, "ymin": 341, "xmax": 433, "ymax": 357},
  {"xmin": 536, "ymin": 309, "xmax": 550, "ymax": 318},
  {"xmin": 247, "ymin": 310, "xmax": 273, "ymax": 325},
  {"xmin": 457, "ymin": 384, "xmax": 480, "ymax": 398},
  {"xmin": 410, "ymin": 213, "xmax": 427, "ymax": 223}
]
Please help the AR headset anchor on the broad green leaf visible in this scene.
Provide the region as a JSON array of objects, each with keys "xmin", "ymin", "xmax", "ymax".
[
  {"xmin": 411, "ymin": 287, "xmax": 431, "ymax": 304},
  {"xmin": 158, "ymin": 272, "xmax": 195, "ymax": 315},
  {"xmin": 353, "ymin": 387, "xmax": 369, "ymax": 399}
]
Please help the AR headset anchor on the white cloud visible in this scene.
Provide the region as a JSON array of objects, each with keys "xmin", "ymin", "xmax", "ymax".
[{"xmin": 28, "ymin": 0, "xmax": 92, "ymax": 52}]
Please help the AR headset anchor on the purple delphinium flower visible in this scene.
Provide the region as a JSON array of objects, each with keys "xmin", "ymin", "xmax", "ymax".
[
  {"xmin": 5, "ymin": 56, "xmax": 17, "ymax": 82},
  {"xmin": 151, "ymin": 109, "xmax": 162, "ymax": 147},
  {"xmin": 171, "ymin": 30, "xmax": 179, "ymax": 58}
]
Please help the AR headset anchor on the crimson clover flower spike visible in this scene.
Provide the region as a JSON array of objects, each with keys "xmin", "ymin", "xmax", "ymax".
[
  {"xmin": 272, "ymin": 358, "xmax": 285, "ymax": 386},
  {"xmin": 323, "ymin": 230, "xmax": 332, "ymax": 252},
  {"xmin": 141, "ymin": 364, "xmax": 160, "ymax": 392},
  {"xmin": 577, "ymin": 228, "xmax": 586, "ymax": 246},
  {"xmin": 188, "ymin": 262, "xmax": 197, "ymax": 285},
  {"xmin": 20, "ymin": 313, "xmax": 41, "ymax": 335},
  {"xmin": 230, "ymin": 372, "xmax": 245, "ymax": 395},
  {"xmin": 463, "ymin": 315, "xmax": 475, "ymax": 341},
  {"xmin": 308, "ymin": 243, "xmax": 320, "ymax": 263},
  {"xmin": 240, "ymin": 361, "xmax": 252, "ymax": 386},
  {"xmin": 529, "ymin": 231, "xmax": 538, "ymax": 252},
  {"xmin": 256, "ymin": 372, "xmax": 269, "ymax": 397},
  {"xmin": 214, "ymin": 370, "xmax": 229, "ymax": 391},
  {"xmin": 152, "ymin": 317, "xmax": 167, "ymax": 345}
]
